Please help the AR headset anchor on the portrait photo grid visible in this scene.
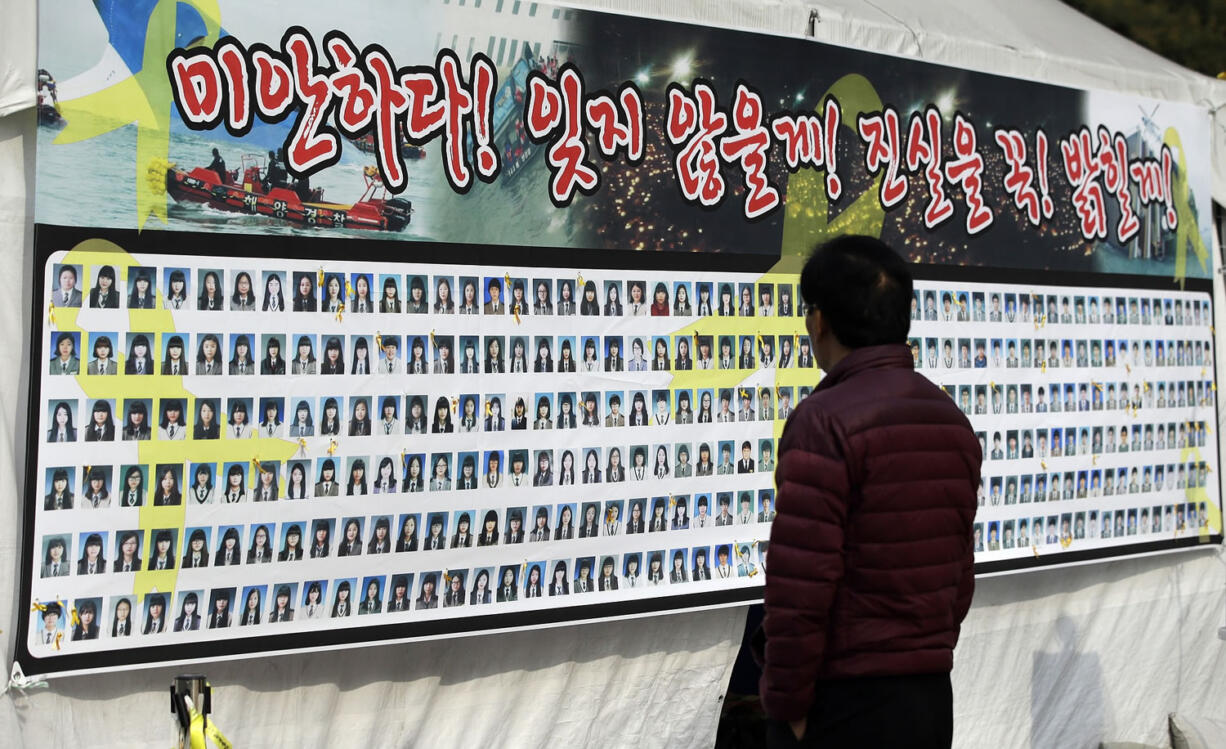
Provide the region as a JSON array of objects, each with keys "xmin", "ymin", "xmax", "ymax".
[
  {"xmin": 27, "ymin": 252, "xmax": 1223, "ymax": 663},
  {"xmin": 32, "ymin": 252, "xmax": 809, "ymax": 657},
  {"xmin": 910, "ymin": 281, "xmax": 1221, "ymax": 558}
]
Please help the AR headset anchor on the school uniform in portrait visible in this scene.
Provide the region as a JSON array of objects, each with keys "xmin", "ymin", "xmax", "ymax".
[
  {"xmin": 54, "ymin": 278, "xmax": 83, "ymax": 307},
  {"xmin": 41, "ymin": 559, "xmax": 70, "ymax": 578},
  {"xmin": 87, "ymin": 357, "xmax": 117, "ymax": 375},
  {"xmin": 49, "ymin": 353, "xmax": 80, "ymax": 376}
]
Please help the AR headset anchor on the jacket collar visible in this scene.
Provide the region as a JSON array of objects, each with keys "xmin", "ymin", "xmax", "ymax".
[{"xmin": 816, "ymin": 344, "xmax": 913, "ymax": 391}]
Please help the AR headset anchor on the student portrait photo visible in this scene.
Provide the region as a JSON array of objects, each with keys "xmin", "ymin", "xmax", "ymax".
[
  {"xmin": 405, "ymin": 274, "xmax": 427, "ymax": 313},
  {"xmin": 238, "ymin": 586, "xmax": 265, "ymax": 626},
  {"xmin": 44, "ymin": 467, "xmax": 74, "ymax": 510},
  {"xmin": 328, "ymin": 581, "xmax": 353, "ymax": 615},
  {"xmin": 112, "ymin": 529, "xmax": 142, "ymax": 573},
  {"xmin": 74, "ymin": 531, "xmax": 106, "ymax": 575},
  {"xmin": 267, "ymin": 584, "xmax": 297, "ymax": 622},
  {"xmin": 500, "ymin": 507, "xmax": 524, "ymax": 541},
  {"xmin": 33, "ymin": 600, "xmax": 66, "ymax": 647},
  {"xmin": 86, "ymin": 332, "xmax": 118, "ymax": 375},
  {"xmin": 230, "ymin": 270, "xmax": 257, "ymax": 311},
  {"xmin": 348, "ymin": 272, "xmax": 373, "ymax": 313},
  {"xmin": 386, "ymin": 575, "xmax": 413, "ymax": 612},
  {"xmin": 52, "ymin": 263, "xmax": 83, "ymax": 307},
  {"xmin": 496, "ymin": 565, "xmax": 520, "ymax": 602},
  {"xmin": 181, "ymin": 528, "xmax": 210, "ymax": 568},
  {"xmin": 127, "ymin": 267, "xmax": 157, "ymax": 309},
  {"xmin": 147, "ymin": 528, "xmax": 178, "ymax": 570},
  {"xmin": 206, "ymin": 588, "xmax": 236, "ymax": 628},
  {"xmin": 80, "ymin": 465, "xmax": 112, "ymax": 508},
  {"xmin": 416, "ymin": 573, "xmax": 440, "ymax": 609},
  {"xmin": 46, "ymin": 402, "xmax": 78, "ymax": 441},
  {"xmin": 49, "ymin": 331, "xmax": 80, "ymax": 375}
]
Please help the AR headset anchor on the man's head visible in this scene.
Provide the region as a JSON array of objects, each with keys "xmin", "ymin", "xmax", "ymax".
[{"xmin": 800, "ymin": 235, "xmax": 912, "ymax": 370}]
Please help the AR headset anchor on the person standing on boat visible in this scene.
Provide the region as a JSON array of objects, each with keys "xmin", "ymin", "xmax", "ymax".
[
  {"xmin": 264, "ymin": 149, "xmax": 287, "ymax": 191},
  {"xmin": 208, "ymin": 148, "xmax": 227, "ymax": 184}
]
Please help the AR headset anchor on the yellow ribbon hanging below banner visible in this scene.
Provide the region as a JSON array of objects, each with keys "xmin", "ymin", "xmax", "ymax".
[{"xmin": 188, "ymin": 705, "xmax": 233, "ymax": 749}]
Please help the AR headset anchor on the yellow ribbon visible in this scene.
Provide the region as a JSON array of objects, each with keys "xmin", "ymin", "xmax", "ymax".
[{"xmin": 187, "ymin": 698, "xmax": 232, "ymax": 749}]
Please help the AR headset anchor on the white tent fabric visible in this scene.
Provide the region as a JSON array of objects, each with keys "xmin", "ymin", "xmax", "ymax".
[
  {"xmin": 1, "ymin": 1, "xmax": 1225, "ymax": 747},
  {"xmin": 0, "ymin": 0, "xmax": 34, "ymax": 118}
]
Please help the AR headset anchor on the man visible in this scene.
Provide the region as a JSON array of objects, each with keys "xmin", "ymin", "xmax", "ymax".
[
  {"xmin": 738, "ymin": 392, "xmax": 755, "ymax": 422},
  {"xmin": 693, "ymin": 495, "xmax": 713, "ymax": 527},
  {"xmin": 758, "ymin": 495, "xmax": 776, "ymax": 523},
  {"xmin": 716, "ymin": 391, "xmax": 735, "ymax": 423},
  {"xmin": 755, "ymin": 236, "xmax": 979, "ymax": 747},
  {"xmin": 715, "ymin": 495, "xmax": 734, "ymax": 526},
  {"xmin": 604, "ymin": 394, "xmax": 625, "ymax": 427},
  {"xmin": 39, "ymin": 602, "xmax": 62, "ymax": 645},
  {"xmin": 737, "ymin": 441, "xmax": 755, "ymax": 473},
  {"xmin": 483, "ymin": 279, "xmax": 504, "ymax": 314},
  {"xmin": 56, "ymin": 265, "xmax": 82, "ymax": 307},
  {"xmin": 717, "ymin": 445, "xmax": 735, "ymax": 475},
  {"xmin": 379, "ymin": 338, "xmax": 401, "ymax": 373},
  {"xmin": 736, "ymin": 493, "xmax": 755, "ymax": 524}
]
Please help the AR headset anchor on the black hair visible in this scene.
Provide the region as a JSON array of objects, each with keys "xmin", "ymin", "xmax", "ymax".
[{"xmin": 799, "ymin": 234, "xmax": 913, "ymax": 348}]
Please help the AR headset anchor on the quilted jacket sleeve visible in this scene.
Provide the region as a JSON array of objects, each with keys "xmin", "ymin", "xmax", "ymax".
[
  {"xmin": 952, "ymin": 454, "xmax": 981, "ymax": 630},
  {"xmin": 757, "ymin": 410, "xmax": 851, "ymax": 720}
]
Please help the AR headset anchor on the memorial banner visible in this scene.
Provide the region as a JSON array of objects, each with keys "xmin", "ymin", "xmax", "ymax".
[{"xmin": 20, "ymin": 0, "xmax": 1221, "ymax": 678}]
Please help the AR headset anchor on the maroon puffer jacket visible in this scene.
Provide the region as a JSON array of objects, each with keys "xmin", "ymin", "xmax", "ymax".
[{"xmin": 756, "ymin": 344, "xmax": 981, "ymax": 721}]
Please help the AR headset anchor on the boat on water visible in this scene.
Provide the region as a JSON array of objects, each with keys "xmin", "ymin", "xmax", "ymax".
[{"xmin": 162, "ymin": 154, "xmax": 412, "ymax": 232}]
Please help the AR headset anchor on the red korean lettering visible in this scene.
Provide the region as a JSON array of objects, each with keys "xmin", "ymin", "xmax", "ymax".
[
  {"xmin": 437, "ymin": 52, "xmax": 476, "ymax": 191},
  {"xmin": 1128, "ymin": 144, "xmax": 1178, "ymax": 230},
  {"xmin": 284, "ymin": 31, "xmax": 339, "ymax": 175},
  {"xmin": 768, "ymin": 96, "xmax": 841, "ymax": 202},
  {"xmin": 944, "ymin": 114, "xmax": 994, "ymax": 234},
  {"xmin": 251, "ymin": 47, "xmax": 293, "ymax": 119},
  {"xmin": 215, "ymin": 40, "xmax": 250, "ymax": 132},
  {"xmin": 469, "ymin": 54, "xmax": 500, "ymax": 181},
  {"xmin": 401, "ymin": 70, "xmax": 446, "ymax": 140},
  {"xmin": 719, "ymin": 84, "xmax": 779, "ymax": 219},
  {"xmin": 665, "ymin": 82, "xmax": 727, "ymax": 207},
  {"xmin": 525, "ymin": 65, "xmax": 598, "ymax": 205},
  {"xmin": 585, "ymin": 84, "xmax": 644, "ymax": 164},
  {"xmin": 325, "ymin": 35, "xmax": 376, "ymax": 135},
  {"xmin": 1060, "ymin": 127, "xmax": 1107, "ymax": 240},
  {"xmin": 994, "ymin": 128, "xmax": 1044, "ymax": 226},
  {"xmin": 1096, "ymin": 127, "xmax": 1139, "ymax": 243},
  {"xmin": 905, "ymin": 107, "xmax": 954, "ymax": 229},
  {"xmin": 857, "ymin": 107, "xmax": 907, "ymax": 209},
  {"xmin": 364, "ymin": 49, "xmax": 410, "ymax": 191},
  {"xmin": 168, "ymin": 49, "xmax": 223, "ymax": 127}
]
